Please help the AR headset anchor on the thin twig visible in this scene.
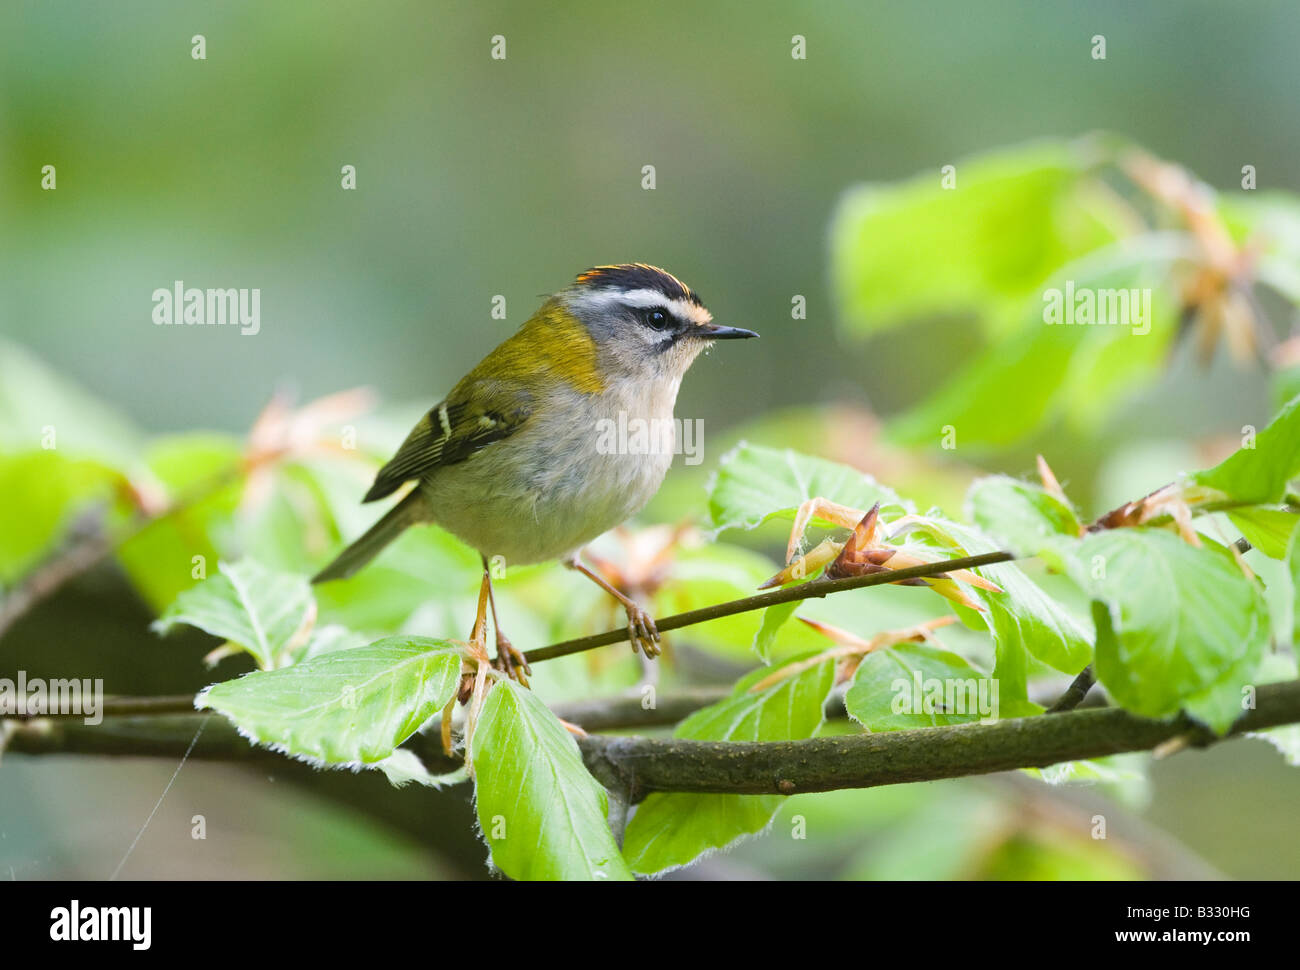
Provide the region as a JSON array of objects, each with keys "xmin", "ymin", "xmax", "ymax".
[
  {"xmin": 523, "ymin": 550, "xmax": 1014, "ymax": 663},
  {"xmin": 0, "ymin": 532, "xmax": 111, "ymax": 640},
  {"xmin": 10, "ymin": 696, "xmax": 200, "ymax": 717},
  {"xmin": 0, "ymin": 465, "xmax": 245, "ymax": 640},
  {"xmin": 11, "ymin": 680, "xmax": 1102, "ymax": 732},
  {"xmin": 1046, "ymin": 665, "xmax": 1097, "ymax": 713}
]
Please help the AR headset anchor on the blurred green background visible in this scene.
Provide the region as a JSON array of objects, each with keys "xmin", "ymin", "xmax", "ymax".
[{"xmin": 2, "ymin": 0, "xmax": 1298, "ymax": 879}]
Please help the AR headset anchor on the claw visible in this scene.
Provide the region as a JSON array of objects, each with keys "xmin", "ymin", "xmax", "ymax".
[
  {"xmin": 567, "ymin": 552, "xmax": 664, "ymax": 660},
  {"xmin": 625, "ymin": 603, "xmax": 661, "ymax": 658},
  {"xmin": 493, "ymin": 634, "xmax": 531, "ymax": 687}
]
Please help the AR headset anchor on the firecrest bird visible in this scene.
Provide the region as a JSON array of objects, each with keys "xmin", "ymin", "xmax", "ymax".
[{"xmin": 312, "ymin": 264, "xmax": 757, "ymax": 681}]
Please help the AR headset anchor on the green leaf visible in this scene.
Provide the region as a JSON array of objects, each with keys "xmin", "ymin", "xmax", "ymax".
[
  {"xmin": 1192, "ymin": 393, "xmax": 1300, "ymax": 504},
  {"xmin": 197, "ymin": 635, "xmax": 461, "ymax": 763},
  {"xmin": 0, "ymin": 340, "xmax": 141, "ymax": 463},
  {"xmin": 913, "ymin": 517, "xmax": 1093, "ymax": 680},
  {"xmin": 751, "ymin": 600, "xmax": 799, "ymax": 664},
  {"xmin": 830, "ymin": 138, "xmax": 1116, "ymax": 336},
  {"xmin": 1274, "ymin": 365, "xmax": 1300, "ymax": 414},
  {"xmin": 1227, "ymin": 506, "xmax": 1300, "ymax": 560},
  {"xmin": 622, "ymin": 658, "xmax": 835, "ymax": 875},
  {"xmin": 1177, "ymin": 637, "xmax": 1265, "ymax": 739},
  {"xmin": 1273, "ymin": 520, "xmax": 1300, "ymax": 651},
  {"xmin": 153, "ymin": 559, "xmax": 314, "ymax": 670},
  {"xmin": 295, "ymin": 624, "xmax": 367, "ymax": 663},
  {"xmin": 845, "ymin": 641, "xmax": 1031, "ymax": 730},
  {"xmin": 966, "ymin": 475, "xmax": 1081, "ymax": 558},
  {"xmin": 1056, "ymin": 282, "xmax": 1177, "ymax": 435},
  {"xmin": 976, "ymin": 831, "xmax": 1144, "ymax": 880},
  {"xmin": 885, "ymin": 253, "xmax": 1177, "ymax": 450},
  {"xmin": 1253, "ymin": 724, "xmax": 1300, "ymax": 768},
  {"xmin": 374, "ymin": 750, "xmax": 470, "ymax": 789},
  {"xmin": 1290, "ymin": 522, "xmax": 1300, "ymax": 645},
  {"xmin": 708, "ymin": 443, "xmax": 907, "ymax": 536},
  {"xmin": 115, "ymin": 433, "xmax": 244, "ymax": 611},
  {"xmin": 1065, "ymin": 530, "xmax": 1268, "ymax": 733},
  {"xmin": 471, "ymin": 679, "xmax": 632, "ymax": 881},
  {"xmin": 0, "ymin": 451, "xmax": 124, "ymax": 583},
  {"xmin": 649, "ymin": 541, "xmax": 792, "ymax": 662},
  {"xmin": 239, "ymin": 463, "xmax": 337, "ymax": 576},
  {"xmin": 885, "ymin": 318, "xmax": 1080, "ymax": 449},
  {"xmin": 1025, "ymin": 753, "xmax": 1152, "ymax": 808}
]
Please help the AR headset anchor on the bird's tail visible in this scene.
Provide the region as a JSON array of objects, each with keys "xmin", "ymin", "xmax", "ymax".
[{"xmin": 311, "ymin": 490, "xmax": 428, "ymax": 584}]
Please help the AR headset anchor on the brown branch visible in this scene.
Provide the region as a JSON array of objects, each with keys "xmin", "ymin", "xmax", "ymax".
[
  {"xmin": 523, "ymin": 550, "xmax": 1015, "ymax": 663},
  {"xmin": 572, "ymin": 680, "xmax": 1300, "ymax": 800},
  {"xmin": 10, "ymin": 681, "xmax": 1297, "ymax": 801}
]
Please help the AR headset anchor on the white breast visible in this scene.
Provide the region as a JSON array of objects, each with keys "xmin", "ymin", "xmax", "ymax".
[{"xmin": 422, "ymin": 378, "xmax": 683, "ymax": 565}]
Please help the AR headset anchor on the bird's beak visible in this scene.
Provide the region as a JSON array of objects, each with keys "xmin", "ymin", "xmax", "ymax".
[{"xmin": 693, "ymin": 323, "xmax": 759, "ymax": 340}]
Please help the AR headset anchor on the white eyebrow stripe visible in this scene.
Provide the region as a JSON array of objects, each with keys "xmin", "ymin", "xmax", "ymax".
[
  {"xmin": 612, "ymin": 288, "xmax": 678, "ymax": 308},
  {"xmin": 572, "ymin": 288, "xmax": 712, "ymax": 324}
]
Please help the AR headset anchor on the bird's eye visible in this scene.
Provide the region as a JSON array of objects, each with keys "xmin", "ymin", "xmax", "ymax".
[{"xmin": 643, "ymin": 309, "xmax": 671, "ymax": 331}]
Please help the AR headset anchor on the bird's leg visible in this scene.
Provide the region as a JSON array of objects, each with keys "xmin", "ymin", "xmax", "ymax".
[
  {"xmin": 467, "ymin": 571, "xmax": 490, "ymax": 645},
  {"xmin": 456, "ymin": 572, "xmax": 493, "ymax": 705},
  {"xmin": 566, "ymin": 554, "xmax": 662, "ymax": 658},
  {"xmin": 480, "ymin": 556, "xmax": 530, "ymax": 686}
]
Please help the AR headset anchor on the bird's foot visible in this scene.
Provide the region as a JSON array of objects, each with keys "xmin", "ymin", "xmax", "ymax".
[
  {"xmin": 624, "ymin": 602, "xmax": 662, "ymax": 659},
  {"xmin": 491, "ymin": 631, "xmax": 532, "ymax": 687}
]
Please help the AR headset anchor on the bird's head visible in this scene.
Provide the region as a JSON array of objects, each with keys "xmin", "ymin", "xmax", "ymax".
[{"xmin": 556, "ymin": 263, "xmax": 757, "ymax": 382}]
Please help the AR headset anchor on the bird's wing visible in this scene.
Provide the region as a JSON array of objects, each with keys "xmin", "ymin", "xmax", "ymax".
[{"xmin": 363, "ymin": 378, "xmax": 534, "ymax": 502}]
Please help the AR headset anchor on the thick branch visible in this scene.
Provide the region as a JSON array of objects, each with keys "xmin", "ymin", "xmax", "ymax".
[
  {"xmin": 10, "ymin": 681, "xmax": 1298, "ymax": 801},
  {"xmin": 574, "ymin": 680, "xmax": 1300, "ymax": 799}
]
